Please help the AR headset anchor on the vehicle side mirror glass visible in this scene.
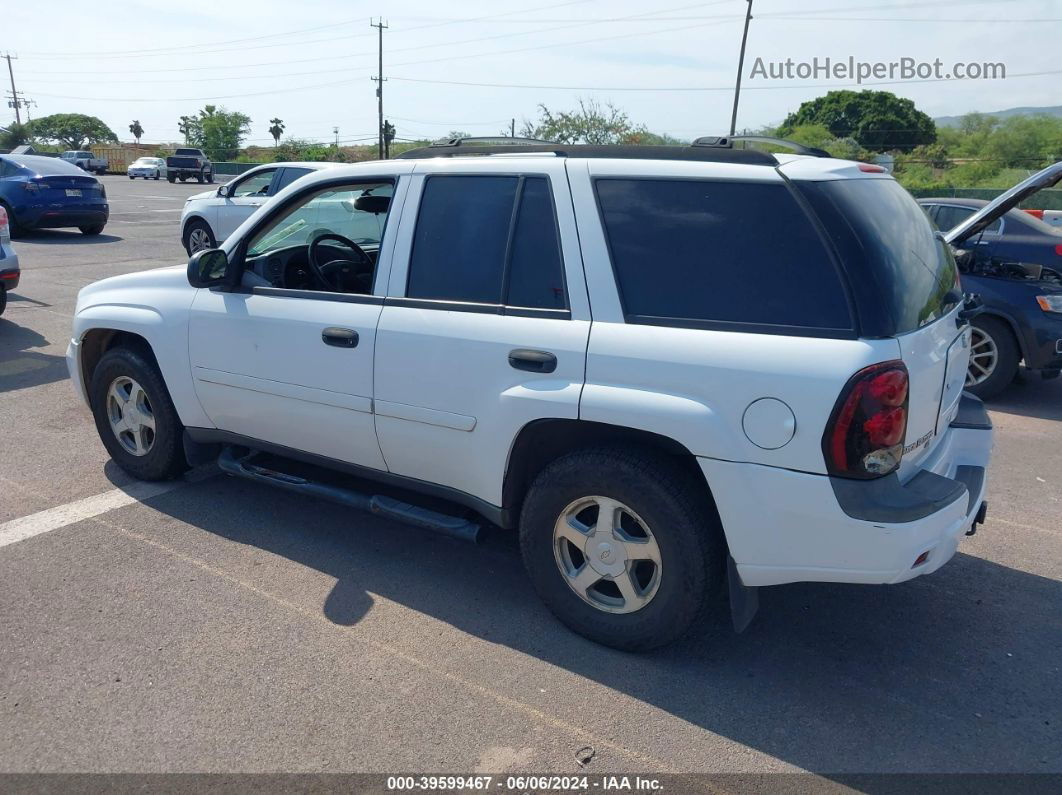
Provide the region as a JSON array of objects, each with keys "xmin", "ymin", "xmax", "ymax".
[
  {"xmin": 187, "ymin": 249, "xmax": 229, "ymax": 288},
  {"xmin": 217, "ymin": 184, "xmax": 229, "ymax": 198}
]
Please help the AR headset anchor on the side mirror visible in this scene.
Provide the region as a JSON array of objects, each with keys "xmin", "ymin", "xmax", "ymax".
[
  {"xmin": 187, "ymin": 249, "xmax": 230, "ymax": 288},
  {"xmin": 217, "ymin": 184, "xmax": 229, "ymax": 198}
]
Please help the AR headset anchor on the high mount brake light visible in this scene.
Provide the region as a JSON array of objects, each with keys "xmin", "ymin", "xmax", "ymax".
[{"xmin": 823, "ymin": 361, "xmax": 910, "ymax": 479}]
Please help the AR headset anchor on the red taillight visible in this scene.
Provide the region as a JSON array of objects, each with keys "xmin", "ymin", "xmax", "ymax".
[
  {"xmin": 1055, "ymin": 243, "xmax": 1062, "ymax": 257},
  {"xmin": 823, "ymin": 361, "xmax": 909, "ymax": 479}
]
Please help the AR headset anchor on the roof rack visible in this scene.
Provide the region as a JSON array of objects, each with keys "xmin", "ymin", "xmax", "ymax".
[
  {"xmin": 428, "ymin": 136, "xmax": 557, "ymax": 148},
  {"xmin": 693, "ymin": 135, "xmax": 831, "ymax": 158},
  {"xmin": 396, "ymin": 142, "xmax": 778, "ymax": 165}
]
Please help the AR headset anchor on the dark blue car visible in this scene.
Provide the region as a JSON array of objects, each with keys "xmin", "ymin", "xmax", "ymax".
[
  {"xmin": 921, "ymin": 195, "xmax": 1062, "ymax": 398},
  {"xmin": 0, "ymin": 154, "xmax": 109, "ymax": 237}
]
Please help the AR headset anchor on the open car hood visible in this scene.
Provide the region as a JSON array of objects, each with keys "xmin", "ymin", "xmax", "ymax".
[{"xmin": 945, "ymin": 161, "xmax": 1062, "ymax": 247}]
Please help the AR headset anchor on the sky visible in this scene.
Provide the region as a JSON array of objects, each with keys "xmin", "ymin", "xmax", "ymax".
[{"xmin": 3, "ymin": 0, "xmax": 1060, "ymax": 147}]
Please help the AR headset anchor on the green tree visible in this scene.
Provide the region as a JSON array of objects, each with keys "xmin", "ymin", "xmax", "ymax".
[
  {"xmin": 0, "ymin": 121, "xmax": 31, "ymax": 150},
  {"xmin": 268, "ymin": 117, "xmax": 285, "ymax": 147},
  {"xmin": 128, "ymin": 119, "xmax": 144, "ymax": 145},
  {"xmin": 520, "ymin": 99, "xmax": 647, "ymax": 145},
  {"xmin": 177, "ymin": 105, "xmax": 252, "ymax": 159},
  {"xmin": 28, "ymin": 113, "xmax": 118, "ymax": 149},
  {"xmin": 780, "ymin": 90, "xmax": 936, "ymax": 153}
]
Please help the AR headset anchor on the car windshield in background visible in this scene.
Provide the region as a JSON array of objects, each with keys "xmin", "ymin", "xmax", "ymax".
[{"xmin": 797, "ymin": 178, "xmax": 959, "ymax": 334}]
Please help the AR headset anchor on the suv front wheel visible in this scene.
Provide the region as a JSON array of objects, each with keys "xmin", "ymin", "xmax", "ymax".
[
  {"xmin": 519, "ymin": 447, "xmax": 724, "ymax": 651},
  {"xmin": 89, "ymin": 346, "xmax": 188, "ymax": 481}
]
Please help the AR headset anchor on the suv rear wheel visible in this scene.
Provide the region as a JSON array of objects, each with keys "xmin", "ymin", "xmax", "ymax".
[
  {"xmin": 89, "ymin": 346, "xmax": 188, "ymax": 481},
  {"xmin": 519, "ymin": 447, "xmax": 724, "ymax": 651},
  {"xmin": 966, "ymin": 316, "xmax": 1019, "ymax": 399}
]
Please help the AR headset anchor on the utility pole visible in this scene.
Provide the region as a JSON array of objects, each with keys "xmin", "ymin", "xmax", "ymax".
[
  {"xmin": 511, "ymin": 118, "xmax": 515, "ymax": 137},
  {"xmin": 3, "ymin": 53, "xmax": 20, "ymax": 125},
  {"xmin": 334, "ymin": 126, "xmax": 339, "ymax": 148},
  {"xmin": 370, "ymin": 18, "xmax": 388, "ymax": 160},
  {"xmin": 728, "ymin": 0, "xmax": 753, "ymax": 137}
]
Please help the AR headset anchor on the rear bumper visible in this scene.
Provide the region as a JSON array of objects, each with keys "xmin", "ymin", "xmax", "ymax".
[
  {"xmin": 702, "ymin": 393, "xmax": 993, "ymax": 587},
  {"xmin": 0, "ymin": 258, "xmax": 19, "ymax": 290},
  {"xmin": 18, "ymin": 205, "xmax": 109, "ymax": 230}
]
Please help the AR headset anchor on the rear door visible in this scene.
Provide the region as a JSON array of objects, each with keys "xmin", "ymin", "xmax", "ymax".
[{"xmin": 373, "ymin": 158, "xmax": 590, "ymax": 507}]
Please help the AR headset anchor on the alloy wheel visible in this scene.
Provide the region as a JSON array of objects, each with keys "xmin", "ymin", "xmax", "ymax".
[
  {"xmin": 106, "ymin": 376, "xmax": 156, "ymax": 456},
  {"xmin": 967, "ymin": 326, "xmax": 998, "ymax": 386},
  {"xmin": 188, "ymin": 228, "xmax": 212, "ymax": 253},
  {"xmin": 553, "ymin": 496, "xmax": 662, "ymax": 614}
]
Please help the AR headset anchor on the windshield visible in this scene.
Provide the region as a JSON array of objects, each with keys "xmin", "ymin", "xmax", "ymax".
[{"xmin": 796, "ymin": 178, "xmax": 959, "ymax": 335}]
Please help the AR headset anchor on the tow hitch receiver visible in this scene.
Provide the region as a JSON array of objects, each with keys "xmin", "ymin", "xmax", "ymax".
[{"xmin": 966, "ymin": 501, "xmax": 988, "ymax": 536}]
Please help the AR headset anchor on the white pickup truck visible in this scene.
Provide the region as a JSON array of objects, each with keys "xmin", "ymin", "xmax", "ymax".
[
  {"xmin": 61, "ymin": 150, "xmax": 108, "ymax": 175},
  {"xmin": 68, "ymin": 138, "xmax": 998, "ymax": 650}
]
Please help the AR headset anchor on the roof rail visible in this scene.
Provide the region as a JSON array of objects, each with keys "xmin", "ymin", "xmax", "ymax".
[
  {"xmin": 396, "ymin": 142, "xmax": 778, "ymax": 164},
  {"xmin": 693, "ymin": 135, "xmax": 831, "ymax": 158},
  {"xmin": 429, "ymin": 136, "xmax": 556, "ymax": 148}
]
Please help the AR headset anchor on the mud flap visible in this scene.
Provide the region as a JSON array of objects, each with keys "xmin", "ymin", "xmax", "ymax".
[{"xmin": 728, "ymin": 555, "xmax": 759, "ymax": 633}]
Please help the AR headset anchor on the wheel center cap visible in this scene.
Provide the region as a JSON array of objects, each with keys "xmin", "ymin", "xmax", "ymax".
[{"xmin": 586, "ymin": 537, "xmax": 627, "ymax": 577}]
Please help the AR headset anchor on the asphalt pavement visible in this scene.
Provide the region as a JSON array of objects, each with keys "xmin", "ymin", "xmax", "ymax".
[{"xmin": 0, "ymin": 175, "xmax": 1060, "ymax": 779}]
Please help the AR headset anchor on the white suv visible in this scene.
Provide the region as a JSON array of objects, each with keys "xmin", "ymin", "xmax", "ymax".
[{"xmin": 69, "ymin": 139, "xmax": 995, "ymax": 650}]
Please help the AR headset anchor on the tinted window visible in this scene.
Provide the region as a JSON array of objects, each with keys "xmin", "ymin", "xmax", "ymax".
[
  {"xmin": 796, "ymin": 178, "xmax": 959, "ymax": 334},
  {"xmin": 595, "ymin": 179, "xmax": 851, "ymax": 330},
  {"xmin": 0, "ymin": 159, "xmax": 22, "ymax": 178},
  {"xmin": 505, "ymin": 178, "xmax": 566, "ymax": 309},
  {"xmin": 274, "ymin": 167, "xmax": 313, "ymax": 193},
  {"xmin": 408, "ymin": 176, "xmax": 518, "ymax": 304}
]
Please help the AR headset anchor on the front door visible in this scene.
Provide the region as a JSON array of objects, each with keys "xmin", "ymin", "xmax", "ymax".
[
  {"xmin": 215, "ymin": 167, "xmax": 278, "ymax": 241},
  {"xmin": 373, "ymin": 160, "xmax": 591, "ymax": 506},
  {"xmin": 188, "ymin": 174, "xmax": 407, "ymax": 471}
]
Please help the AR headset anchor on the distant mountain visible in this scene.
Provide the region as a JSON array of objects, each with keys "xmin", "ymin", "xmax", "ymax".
[{"xmin": 935, "ymin": 106, "xmax": 1062, "ymax": 127}]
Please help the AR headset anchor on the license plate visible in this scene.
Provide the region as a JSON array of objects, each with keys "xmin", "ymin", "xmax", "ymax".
[{"xmin": 65, "ymin": 189, "xmax": 82, "ymax": 197}]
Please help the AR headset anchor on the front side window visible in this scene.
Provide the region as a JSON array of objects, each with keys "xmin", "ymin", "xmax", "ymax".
[
  {"xmin": 231, "ymin": 170, "xmax": 276, "ymax": 198},
  {"xmin": 247, "ymin": 181, "xmax": 392, "ymax": 258},
  {"xmin": 273, "ymin": 167, "xmax": 313, "ymax": 193},
  {"xmin": 407, "ymin": 175, "xmax": 567, "ymax": 309},
  {"xmin": 595, "ymin": 178, "xmax": 851, "ymax": 331}
]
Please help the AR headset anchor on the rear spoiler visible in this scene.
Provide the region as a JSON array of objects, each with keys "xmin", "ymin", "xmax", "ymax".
[{"xmin": 945, "ymin": 161, "xmax": 1062, "ymax": 247}]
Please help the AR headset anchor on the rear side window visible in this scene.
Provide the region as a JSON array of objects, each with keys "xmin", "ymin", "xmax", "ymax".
[
  {"xmin": 274, "ymin": 167, "xmax": 313, "ymax": 193},
  {"xmin": 796, "ymin": 179, "xmax": 960, "ymax": 334},
  {"xmin": 594, "ymin": 178, "xmax": 851, "ymax": 332},
  {"xmin": 407, "ymin": 175, "xmax": 567, "ymax": 309}
]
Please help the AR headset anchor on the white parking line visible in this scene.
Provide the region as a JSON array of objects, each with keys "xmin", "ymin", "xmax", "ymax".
[{"xmin": 0, "ymin": 471, "xmax": 211, "ymax": 550}]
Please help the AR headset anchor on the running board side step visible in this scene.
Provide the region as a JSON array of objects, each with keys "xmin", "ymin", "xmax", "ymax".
[{"xmin": 217, "ymin": 447, "xmax": 480, "ymax": 543}]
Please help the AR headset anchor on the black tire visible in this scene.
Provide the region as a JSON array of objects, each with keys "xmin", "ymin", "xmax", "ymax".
[
  {"xmin": 197, "ymin": 169, "xmax": 205, "ymax": 184},
  {"xmin": 154, "ymin": 171, "xmax": 160, "ymax": 180},
  {"xmin": 167, "ymin": 174, "xmax": 176, "ymax": 183},
  {"xmin": 0, "ymin": 286, "xmax": 7, "ymax": 317},
  {"xmin": 966, "ymin": 315, "xmax": 1020, "ymax": 400},
  {"xmin": 206, "ymin": 169, "xmax": 214, "ymax": 184},
  {"xmin": 179, "ymin": 175, "xmax": 187, "ymax": 182},
  {"xmin": 519, "ymin": 447, "xmax": 725, "ymax": 651},
  {"xmin": 182, "ymin": 218, "xmax": 216, "ymax": 255},
  {"xmin": 129, "ymin": 175, "xmax": 135, "ymax": 180},
  {"xmin": 79, "ymin": 224, "xmax": 105, "ymax": 235},
  {"xmin": 89, "ymin": 345, "xmax": 187, "ymax": 481}
]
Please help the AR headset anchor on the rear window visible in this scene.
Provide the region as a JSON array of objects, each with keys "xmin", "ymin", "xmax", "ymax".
[
  {"xmin": 594, "ymin": 178, "xmax": 852, "ymax": 333},
  {"xmin": 796, "ymin": 179, "xmax": 959, "ymax": 335}
]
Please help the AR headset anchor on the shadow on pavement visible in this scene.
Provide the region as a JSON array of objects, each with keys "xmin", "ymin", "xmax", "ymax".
[
  {"xmin": 13, "ymin": 230, "xmax": 122, "ymax": 245},
  {"xmin": 134, "ymin": 472, "xmax": 1062, "ymax": 776},
  {"xmin": 0, "ymin": 320, "xmax": 68, "ymax": 392},
  {"xmin": 986, "ymin": 370, "xmax": 1062, "ymax": 422}
]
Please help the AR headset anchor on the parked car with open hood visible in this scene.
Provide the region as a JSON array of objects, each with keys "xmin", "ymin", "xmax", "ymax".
[
  {"xmin": 923, "ymin": 163, "xmax": 1062, "ymax": 398},
  {"xmin": 0, "ymin": 154, "xmax": 109, "ymax": 237}
]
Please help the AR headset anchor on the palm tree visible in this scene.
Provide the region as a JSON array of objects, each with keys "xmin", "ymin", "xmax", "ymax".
[
  {"xmin": 268, "ymin": 118, "xmax": 285, "ymax": 147},
  {"xmin": 129, "ymin": 119, "xmax": 144, "ymax": 146}
]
